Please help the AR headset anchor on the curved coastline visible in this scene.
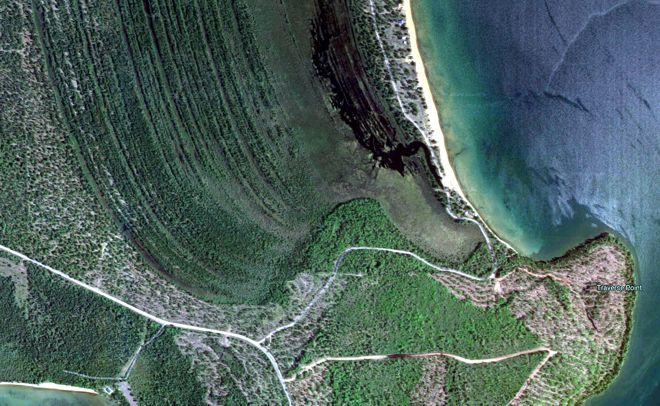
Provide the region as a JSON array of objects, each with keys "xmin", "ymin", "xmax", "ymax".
[
  {"xmin": 402, "ymin": 0, "xmax": 518, "ymax": 254},
  {"xmin": 404, "ymin": 0, "xmax": 641, "ymax": 402}
]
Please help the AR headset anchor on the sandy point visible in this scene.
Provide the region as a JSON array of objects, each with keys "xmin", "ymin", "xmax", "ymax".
[{"xmin": 0, "ymin": 382, "xmax": 98, "ymax": 395}]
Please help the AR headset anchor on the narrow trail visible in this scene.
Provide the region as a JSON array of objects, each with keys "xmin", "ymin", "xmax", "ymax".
[
  {"xmin": 67, "ymin": 324, "xmax": 168, "ymax": 382},
  {"xmin": 508, "ymin": 349, "xmax": 558, "ymax": 405},
  {"xmin": 0, "ymin": 237, "xmax": 562, "ymax": 406},
  {"xmin": 258, "ymin": 245, "xmax": 489, "ymax": 344},
  {"xmin": 285, "ymin": 347, "xmax": 557, "ymax": 383},
  {"xmin": 1, "ymin": 239, "xmax": 551, "ymax": 405},
  {"xmin": 366, "ymin": 0, "xmax": 437, "ymax": 164},
  {"xmin": 494, "ymin": 265, "xmax": 601, "ymax": 332},
  {"xmin": 367, "ymin": 0, "xmax": 502, "ymax": 272},
  {"xmin": 442, "ymin": 198, "xmax": 499, "ymax": 274},
  {"xmin": 121, "ymin": 324, "xmax": 167, "ymax": 379},
  {"xmin": 0, "ymin": 244, "xmax": 293, "ymax": 406},
  {"xmin": 62, "ymin": 371, "xmax": 123, "ymax": 381},
  {"xmin": 0, "ymin": 4, "xmax": 565, "ymax": 406}
]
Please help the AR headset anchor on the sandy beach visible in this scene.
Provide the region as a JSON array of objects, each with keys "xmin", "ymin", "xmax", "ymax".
[
  {"xmin": 0, "ymin": 382, "xmax": 98, "ymax": 395},
  {"xmin": 401, "ymin": 0, "xmax": 518, "ymax": 253},
  {"xmin": 402, "ymin": 0, "xmax": 465, "ymax": 200}
]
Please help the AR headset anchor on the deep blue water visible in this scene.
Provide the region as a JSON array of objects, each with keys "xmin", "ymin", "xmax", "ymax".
[{"xmin": 412, "ymin": 0, "xmax": 659, "ymax": 403}]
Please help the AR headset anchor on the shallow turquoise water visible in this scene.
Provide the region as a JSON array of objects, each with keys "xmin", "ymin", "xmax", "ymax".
[
  {"xmin": 412, "ymin": 0, "xmax": 659, "ymax": 404},
  {"xmin": 0, "ymin": 386, "xmax": 110, "ymax": 406}
]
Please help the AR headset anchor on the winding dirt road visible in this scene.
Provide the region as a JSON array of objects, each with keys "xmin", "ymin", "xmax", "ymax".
[
  {"xmin": 0, "ymin": 236, "xmax": 556, "ymax": 406},
  {"xmin": 259, "ymin": 245, "xmax": 488, "ymax": 344},
  {"xmin": 0, "ymin": 244, "xmax": 293, "ymax": 405},
  {"xmin": 285, "ymin": 347, "xmax": 557, "ymax": 383}
]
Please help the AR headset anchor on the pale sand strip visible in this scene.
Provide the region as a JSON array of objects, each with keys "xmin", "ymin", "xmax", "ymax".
[
  {"xmin": 402, "ymin": 0, "xmax": 518, "ymax": 253},
  {"xmin": 402, "ymin": 0, "xmax": 464, "ymax": 198},
  {"xmin": 0, "ymin": 382, "xmax": 98, "ymax": 395}
]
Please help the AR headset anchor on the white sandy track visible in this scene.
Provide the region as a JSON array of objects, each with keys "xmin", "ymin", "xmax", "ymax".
[
  {"xmin": 259, "ymin": 246, "xmax": 488, "ymax": 344},
  {"xmin": 285, "ymin": 347, "xmax": 557, "ymax": 383},
  {"xmin": 508, "ymin": 349, "xmax": 558, "ymax": 405},
  {"xmin": 0, "ymin": 241, "xmax": 492, "ymax": 406},
  {"xmin": 367, "ymin": 0, "xmax": 503, "ymax": 266},
  {"xmin": 367, "ymin": 0, "xmax": 446, "ymax": 191},
  {"xmin": 0, "ymin": 244, "xmax": 293, "ymax": 406},
  {"xmin": 353, "ymin": 246, "xmax": 487, "ymax": 281},
  {"xmin": 0, "ymin": 241, "xmax": 558, "ymax": 405}
]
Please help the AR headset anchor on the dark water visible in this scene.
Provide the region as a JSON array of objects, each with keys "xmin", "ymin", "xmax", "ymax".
[
  {"xmin": 0, "ymin": 386, "xmax": 109, "ymax": 405},
  {"xmin": 412, "ymin": 0, "xmax": 659, "ymax": 404}
]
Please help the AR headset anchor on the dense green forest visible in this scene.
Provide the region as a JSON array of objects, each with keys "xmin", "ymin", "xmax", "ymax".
[
  {"xmin": 443, "ymin": 354, "xmax": 545, "ymax": 405},
  {"xmin": 0, "ymin": 0, "xmax": 635, "ymax": 404},
  {"xmin": 129, "ymin": 329, "xmax": 205, "ymax": 405},
  {"xmin": 293, "ymin": 199, "xmax": 539, "ymax": 365},
  {"xmin": 327, "ymin": 359, "xmax": 424, "ymax": 405},
  {"xmin": 11, "ymin": 0, "xmax": 480, "ymax": 306},
  {"xmin": 323, "ymin": 354, "xmax": 543, "ymax": 405},
  {"xmin": 0, "ymin": 263, "xmax": 144, "ymax": 387},
  {"xmin": 0, "ymin": 258, "xmax": 206, "ymax": 403}
]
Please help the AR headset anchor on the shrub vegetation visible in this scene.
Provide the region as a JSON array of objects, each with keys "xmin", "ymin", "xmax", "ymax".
[{"xmin": 0, "ymin": 264, "xmax": 143, "ymax": 387}]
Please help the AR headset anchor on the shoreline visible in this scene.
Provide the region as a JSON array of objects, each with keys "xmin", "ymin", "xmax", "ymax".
[
  {"xmin": 0, "ymin": 382, "xmax": 98, "ymax": 395},
  {"xmin": 401, "ymin": 0, "xmax": 518, "ymax": 254},
  {"xmin": 402, "ymin": 0, "xmax": 464, "ymax": 200}
]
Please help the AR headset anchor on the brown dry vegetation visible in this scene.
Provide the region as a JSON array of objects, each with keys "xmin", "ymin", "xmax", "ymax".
[{"xmin": 433, "ymin": 238, "xmax": 634, "ymax": 404}]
